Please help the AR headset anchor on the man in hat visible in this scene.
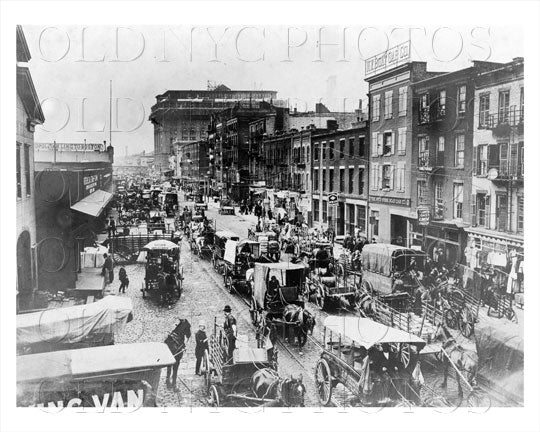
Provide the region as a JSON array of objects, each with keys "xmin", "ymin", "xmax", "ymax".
[
  {"xmin": 223, "ymin": 305, "xmax": 237, "ymax": 361},
  {"xmin": 195, "ymin": 321, "xmax": 208, "ymax": 375}
]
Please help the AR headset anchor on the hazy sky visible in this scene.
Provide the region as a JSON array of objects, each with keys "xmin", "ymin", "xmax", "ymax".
[{"xmin": 23, "ymin": 25, "xmax": 523, "ymax": 155}]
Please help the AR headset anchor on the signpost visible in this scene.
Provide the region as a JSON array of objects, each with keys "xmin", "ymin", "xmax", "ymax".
[{"xmin": 328, "ymin": 193, "xmax": 339, "ymax": 206}]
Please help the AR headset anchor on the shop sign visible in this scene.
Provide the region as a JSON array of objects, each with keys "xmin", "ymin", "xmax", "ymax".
[
  {"xmin": 370, "ymin": 195, "xmax": 411, "ymax": 207},
  {"xmin": 365, "ymin": 40, "xmax": 411, "ymax": 77},
  {"xmin": 417, "ymin": 206, "xmax": 431, "ymax": 226},
  {"xmin": 328, "ymin": 193, "xmax": 339, "ymax": 206}
]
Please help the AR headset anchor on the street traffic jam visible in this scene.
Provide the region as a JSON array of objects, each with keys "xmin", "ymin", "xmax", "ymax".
[{"xmin": 16, "ymin": 177, "xmax": 522, "ymax": 409}]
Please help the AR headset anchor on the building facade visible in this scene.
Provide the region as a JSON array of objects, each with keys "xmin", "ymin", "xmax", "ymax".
[
  {"xmin": 312, "ymin": 124, "xmax": 369, "ymax": 237},
  {"xmin": 365, "ymin": 62, "xmax": 441, "ymax": 244},
  {"xmin": 467, "ymin": 58, "xmax": 524, "ymax": 273},
  {"xmin": 149, "ymin": 85, "xmax": 277, "ymax": 174},
  {"xmin": 16, "ymin": 25, "xmax": 45, "ymax": 311},
  {"xmin": 34, "ymin": 142, "xmax": 114, "ymax": 293},
  {"xmin": 410, "ymin": 61, "xmax": 504, "ymax": 262},
  {"xmin": 177, "ymin": 140, "xmax": 210, "ymax": 192}
]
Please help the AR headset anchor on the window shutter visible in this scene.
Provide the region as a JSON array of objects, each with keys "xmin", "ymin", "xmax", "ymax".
[
  {"xmin": 378, "ymin": 164, "xmax": 383, "ymax": 189},
  {"xmin": 485, "ymin": 195, "xmax": 491, "ymax": 229},
  {"xmin": 389, "ymin": 164, "xmax": 395, "ymax": 190},
  {"xmin": 371, "ymin": 132, "xmax": 378, "ymax": 157},
  {"xmin": 370, "ymin": 163, "xmax": 378, "ymax": 190},
  {"xmin": 473, "ymin": 146, "xmax": 478, "ymax": 175},
  {"xmin": 471, "ymin": 194, "xmax": 477, "ymax": 226},
  {"xmin": 377, "ymin": 133, "xmax": 383, "ymax": 156},
  {"xmin": 390, "ymin": 132, "xmax": 395, "ymax": 155}
]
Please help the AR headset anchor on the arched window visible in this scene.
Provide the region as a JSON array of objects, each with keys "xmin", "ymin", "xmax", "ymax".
[
  {"xmin": 189, "ymin": 129, "xmax": 196, "ymax": 140},
  {"xmin": 181, "ymin": 129, "xmax": 188, "ymax": 140}
]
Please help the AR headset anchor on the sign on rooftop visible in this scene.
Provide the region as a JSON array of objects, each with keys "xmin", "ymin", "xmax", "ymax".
[{"xmin": 365, "ymin": 40, "xmax": 411, "ymax": 78}]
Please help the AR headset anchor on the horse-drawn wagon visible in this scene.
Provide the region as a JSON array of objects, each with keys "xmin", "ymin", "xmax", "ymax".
[
  {"xmin": 315, "ymin": 316, "xmax": 426, "ymax": 407},
  {"xmin": 17, "ymin": 342, "xmax": 175, "ymax": 407},
  {"xmin": 218, "ymin": 198, "xmax": 235, "ymax": 215},
  {"xmin": 221, "ymin": 239, "xmax": 273, "ymax": 295},
  {"xmin": 210, "ymin": 231, "xmax": 240, "ymax": 273},
  {"xmin": 141, "ymin": 240, "xmax": 183, "ymax": 306},
  {"xmin": 203, "ymin": 320, "xmax": 304, "ymax": 407},
  {"xmin": 247, "ymin": 230, "xmax": 281, "ymax": 262}
]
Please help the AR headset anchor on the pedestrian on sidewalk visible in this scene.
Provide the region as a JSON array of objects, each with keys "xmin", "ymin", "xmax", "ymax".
[
  {"xmin": 195, "ymin": 321, "xmax": 208, "ymax": 375},
  {"xmin": 118, "ymin": 267, "xmax": 129, "ymax": 293},
  {"xmin": 101, "ymin": 253, "xmax": 114, "ymax": 284}
]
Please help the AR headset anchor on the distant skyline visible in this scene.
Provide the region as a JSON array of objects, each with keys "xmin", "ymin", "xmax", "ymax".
[{"xmin": 23, "ymin": 25, "xmax": 523, "ymax": 155}]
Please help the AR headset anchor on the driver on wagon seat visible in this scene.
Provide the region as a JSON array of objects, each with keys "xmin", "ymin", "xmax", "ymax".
[{"xmin": 265, "ymin": 276, "xmax": 281, "ymax": 309}]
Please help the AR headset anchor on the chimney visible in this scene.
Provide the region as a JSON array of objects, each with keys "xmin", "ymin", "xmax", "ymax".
[{"xmin": 358, "ymin": 99, "xmax": 363, "ymax": 111}]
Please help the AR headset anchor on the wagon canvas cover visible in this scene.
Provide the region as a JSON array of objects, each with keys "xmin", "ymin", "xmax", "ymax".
[
  {"xmin": 252, "ymin": 263, "xmax": 305, "ymax": 309},
  {"xmin": 17, "ymin": 296, "xmax": 133, "ymax": 347}
]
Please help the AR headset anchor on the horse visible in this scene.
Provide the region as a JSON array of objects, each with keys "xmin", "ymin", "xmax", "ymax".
[
  {"xmin": 251, "ymin": 368, "xmax": 305, "ymax": 407},
  {"xmin": 164, "ymin": 318, "xmax": 192, "ymax": 390},
  {"xmin": 433, "ymin": 324, "xmax": 478, "ymax": 399},
  {"xmin": 282, "ymin": 304, "xmax": 315, "ymax": 351}
]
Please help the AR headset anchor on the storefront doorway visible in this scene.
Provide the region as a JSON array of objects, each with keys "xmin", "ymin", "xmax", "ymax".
[{"xmin": 391, "ymin": 214, "xmax": 408, "ymax": 245}]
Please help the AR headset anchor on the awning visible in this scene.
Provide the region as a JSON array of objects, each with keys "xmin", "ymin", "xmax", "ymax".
[
  {"xmin": 71, "ymin": 189, "xmax": 113, "ymax": 217},
  {"xmin": 465, "ymin": 227, "xmax": 524, "ymax": 248}
]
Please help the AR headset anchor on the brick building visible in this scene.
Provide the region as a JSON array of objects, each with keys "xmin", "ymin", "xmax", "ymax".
[
  {"xmin": 410, "ymin": 61, "xmax": 504, "ymax": 262},
  {"xmin": 149, "ymin": 85, "xmax": 277, "ymax": 175},
  {"xmin": 16, "ymin": 25, "xmax": 45, "ymax": 311},
  {"xmin": 312, "ymin": 124, "xmax": 369, "ymax": 237},
  {"xmin": 177, "ymin": 140, "xmax": 210, "ymax": 193}
]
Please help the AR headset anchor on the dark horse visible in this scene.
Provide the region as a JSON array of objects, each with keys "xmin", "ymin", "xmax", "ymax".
[
  {"xmin": 164, "ymin": 318, "xmax": 191, "ymax": 389},
  {"xmin": 282, "ymin": 304, "xmax": 315, "ymax": 352},
  {"xmin": 434, "ymin": 324, "xmax": 478, "ymax": 399},
  {"xmin": 251, "ymin": 368, "xmax": 305, "ymax": 407}
]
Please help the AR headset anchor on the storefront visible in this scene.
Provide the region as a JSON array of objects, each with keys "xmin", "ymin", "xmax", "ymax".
[{"xmin": 409, "ymin": 220, "xmax": 468, "ymax": 265}]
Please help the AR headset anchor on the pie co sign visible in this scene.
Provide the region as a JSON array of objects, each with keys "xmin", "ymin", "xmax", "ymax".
[{"xmin": 417, "ymin": 207, "xmax": 431, "ymax": 226}]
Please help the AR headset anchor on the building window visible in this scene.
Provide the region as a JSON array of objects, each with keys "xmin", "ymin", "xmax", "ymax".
[
  {"xmin": 323, "ymin": 200, "xmax": 328, "ymax": 223},
  {"xmin": 382, "ymin": 132, "xmax": 393, "ymax": 156},
  {"xmin": 358, "ymin": 168, "xmax": 365, "ymax": 195},
  {"xmin": 339, "ymin": 168, "xmax": 345, "ymax": 192},
  {"xmin": 477, "ymin": 145, "xmax": 488, "ymax": 175},
  {"xmin": 496, "ymin": 194, "xmax": 508, "ymax": 231},
  {"xmin": 348, "ymin": 168, "xmax": 354, "ymax": 194},
  {"xmin": 453, "ymin": 183, "xmax": 464, "ymax": 220},
  {"xmin": 348, "ymin": 137, "xmax": 354, "ymax": 156},
  {"xmin": 418, "ymin": 136, "xmax": 429, "ymax": 168},
  {"xmin": 397, "ymin": 127, "xmax": 406, "ymax": 155},
  {"xmin": 314, "ymin": 142, "xmax": 319, "ymax": 161},
  {"xmin": 182, "ymin": 129, "xmax": 188, "ymax": 140},
  {"xmin": 384, "ymin": 90, "xmax": 393, "ymax": 119},
  {"xmin": 398, "ymin": 86, "xmax": 408, "ymax": 116},
  {"xmin": 437, "ymin": 90, "xmax": 446, "ymax": 119},
  {"xmin": 322, "ymin": 168, "xmax": 327, "ymax": 191},
  {"xmin": 382, "ymin": 164, "xmax": 393, "ymax": 189},
  {"xmin": 358, "ymin": 136, "xmax": 365, "ymax": 157},
  {"xmin": 517, "ymin": 195, "xmax": 524, "ymax": 233},
  {"xmin": 417, "ymin": 180, "xmax": 428, "ymax": 205},
  {"xmin": 372, "ymin": 94, "xmax": 380, "ymax": 122},
  {"xmin": 419, "ymin": 93, "xmax": 430, "ymax": 123},
  {"xmin": 457, "ymin": 85, "xmax": 467, "ymax": 114},
  {"xmin": 479, "ymin": 93, "xmax": 490, "ymax": 127},
  {"xmin": 322, "ymin": 142, "xmax": 326, "ymax": 160},
  {"xmin": 329, "ymin": 168, "xmax": 334, "ymax": 191},
  {"xmin": 314, "ymin": 198, "xmax": 319, "ymax": 222},
  {"xmin": 24, "ymin": 145, "xmax": 31, "ymax": 196},
  {"xmin": 498, "ymin": 90, "xmax": 510, "ymax": 124},
  {"xmin": 434, "ymin": 181, "xmax": 444, "ymax": 219},
  {"xmin": 437, "ymin": 136, "xmax": 445, "ymax": 165},
  {"xmin": 16, "ymin": 143, "xmax": 22, "ymax": 198},
  {"xmin": 356, "ymin": 205, "xmax": 366, "ymax": 233},
  {"xmin": 339, "ymin": 139, "xmax": 345, "ymax": 158},
  {"xmin": 313, "ymin": 168, "xmax": 319, "ymax": 191},
  {"xmin": 454, "ymin": 134, "xmax": 465, "ymax": 168},
  {"xmin": 476, "ymin": 193, "xmax": 488, "ymax": 227},
  {"xmin": 520, "ymin": 87, "xmax": 524, "ymax": 122},
  {"xmin": 371, "ymin": 210, "xmax": 379, "ymax": 236},
  {"xmin": 329, "ymin": 141, "xmax": 334, "ymax": 159}
]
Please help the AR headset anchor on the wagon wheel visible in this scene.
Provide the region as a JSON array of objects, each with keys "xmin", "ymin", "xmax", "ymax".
[
  {"xmin": 112, "ymin": 245, "xmax": 132, "ymax": 264},
  {"xmin": 444, "ymin": 308, "xmax": 458, "ymax": 329},
  {"xmin": 449, "ymin": 289, "xmax": 465, "ymax": 307},
  {"xmin": 361, "ymin": 280, "xmax": 373, "ymax": 296},
  {"xmin": 211, "ymin": 253, "xmax": 218, "ymax": 270},
  {"xmin": 209, "ymin": 384, "xmax": 220, "ymax": 407},
  {"xmin": 390, "ymin": 343, "xmax": 412, "ymax": 369},
  {"xmin": 315, "ymin": 286, "xmax": 326, "ymax": 310},
  {"xmin": 315, "ymin": 358, "xmax": 333, "ymax": 406},
  {"xmin": 458, "ymin": 306, "xmax": 474, "ymax": 338}
]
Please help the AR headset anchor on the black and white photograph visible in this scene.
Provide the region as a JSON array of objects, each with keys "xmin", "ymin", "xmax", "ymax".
[{"xmin": 1, "ymin": 2, "xmax": 539, "ymax": 432}]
